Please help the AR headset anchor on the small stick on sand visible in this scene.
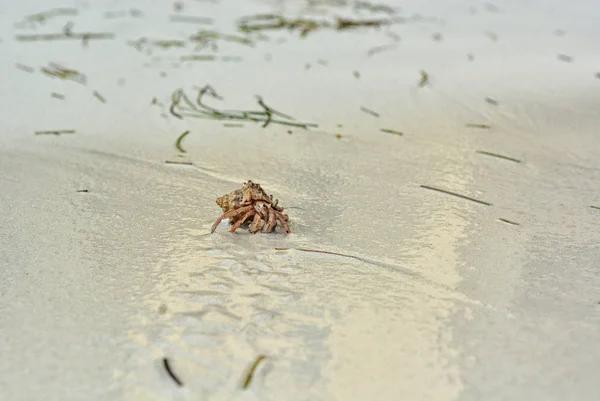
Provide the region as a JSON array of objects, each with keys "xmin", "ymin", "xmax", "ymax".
[
  {"xmin": 476, "ymin": 150, "xmax": 521, "ymax": 163},
  {"xmin": 162, "ymin": 358, "xmax": 183, "ymax": 387},
  {"xmin": 242, "ymin": 355, "xmax": 266, "ymax": 390},
  {"xmin": 420, "ymin": 185, "xmax": 492, "ymax": 206}
]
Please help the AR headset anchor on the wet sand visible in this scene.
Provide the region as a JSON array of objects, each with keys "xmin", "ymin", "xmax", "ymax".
[{"xmin": 1, "ymin": 1, "xmax": 600, "ymax": 400}]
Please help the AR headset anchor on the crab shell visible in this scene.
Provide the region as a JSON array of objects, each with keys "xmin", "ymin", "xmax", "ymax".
[{"xmin": 216, "ymin": 180, "xmax": 276, "ymax": 224}]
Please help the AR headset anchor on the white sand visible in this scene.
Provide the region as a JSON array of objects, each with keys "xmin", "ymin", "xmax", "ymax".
[{"xmin": 1, "ymin": 0, "xmax": 600, "ymax": 400}]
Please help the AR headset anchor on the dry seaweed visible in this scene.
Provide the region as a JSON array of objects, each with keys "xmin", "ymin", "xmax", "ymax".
[
  {"xmin": 476, "ymin": 150, "xmax": 521, "ymax": 163},
  {"xmin": 170, "ymin": 15, "xmax": 213, "ymax": 24},
  {"xmin": 41, "ymin": 63, "xmax": 87, "ymax": 84},
  {"xmin": 190, "ymin": 30, "xmax": 253, "ymax": 47},
  {"xmin": 360, "ymin": 106, "xmax": 380, "ymax": 117},
  {"xmin": 420, "ymin": 185, "xmax": 491, "ymax": 206},
  {"xmin": 128, "ymin": 38, "xmax": 186, "ymax": 51},
  {"xmin": 175, "ymin": 130, "xmax": 190, "ymax": 153},
  {"xmin": 21, "ymin": 8, "xmax": 78, "ymax": 24},
  {"xmin": 169, "ymin": 85, "xmax": 317, "ymax": 129},
  {"xmin": 242, "ymin": 355, "xmax": 266, "ymax": 390},
  {"xmin": 237, "ymin": 14, "xmax": 399, "ymax": 37},
  {"xmin": 16, "ymin": 32, "xmax": 114, "ymax": 42},
  {"xmin": 466, "ymin": 123, "xmax": 491, "ymax": 129},
  {"xmin": 418, "ymin": 70, "xmax": 429, "ymax": 87},
  {"xmin": 380, "ymin": 128, "xmax": 403, "ymax": 136},
  {"xmin": 354, "ymin": 1, "xmax": 396, "ymax": 14},
  {"xmin": 35, "ymin": 130, "xmax": 76, "ymax": 136},
  {"xmin": 180, "ymin": 55, "xmax": 215, "ymax": 61},
  {"xmin": 16, "ymin": 63, "xmax": 35, "ymax": 73},
  {"xmin": 367, "ymin": 44, "xmax": 396, "ymax": 56},
  {"xmin": 93, "ymin": 91, "xmax": 106, "ymax": 103}
]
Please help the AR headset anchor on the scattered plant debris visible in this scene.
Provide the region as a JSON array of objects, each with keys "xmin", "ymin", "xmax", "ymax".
[
  {"xmin": 212, "ymin": 180, "xmax": 291, "ymax": 234},
  {"xmin": 380, "ymin": 128, "xmax": 403, "ymax": 136},
  {"xmin": 418, "ymin": 70, "xmax": 429, "ymax": 87},
  {"xmin": 367, "ymin": 43, "xmax": 396, "ymax": 56},
  {"xmin": 164, "ymin": 160, "xmax": 194, "ymax": 165},
  {"xmin": 19, "ymin": 8, "xmax": 78, "ymax": 25},
  {"xmin": 360, "ymin": 106, "xmax": 380, "ymax": 117},
  {"xmin": 498, "ymin": 218, "xmax": 519, "ymax": 225},
  {"xmin": 93, "ymin": 91, "xmax": 106, "ymax": 103},
  {"xmin": 557, "ymin": 54, "xmax": 573, "ymax": 63},
  {"xmin": 16, "ymin": 32, "xmax": 114, "ymax": 42},
  {"xmin": 484, "ymin": 31, "xmax": 498, "ymax": 41},
  {"xmin": 275, "ymin": 247, "xmax": 362, "ymax": 261},
  {"xmin": 466, "ymin": 123, "xmax": 491, "ymax": 129},
  {"xmin": 237, "ymin": 14, "xmax": 400, "ymax": 38},
  {"xmin": 35, "ymin": 130, "xmax": 76, "ymax": 136},
  {"xmin": 162, "ymin": 358, "xmax": 183, "ymax": 387},
  {"xmin": 354, "ymin": 1, "xmax": 396, "ymax": 14},
  {"xmin": 190, "ymin": 30, "xmax": 253, "ymax": 47},
  {"xmin": 476, "ymin": 150, "xmax": 521, "ymax": 163},
  {"xmin": 242, "ymin": 355, "xmax": 266, "ymax": 390},
  {"xmin": 590, "ymin": 206, "xmax": 600, "ymax": 210},
  {"xmin": 420, "ymin": 185, "xmax": 491, "ymax": 206},
  {"xmin": 485, "ymin": 96, "xmax": 499, "ymax": 105},
  {"xmin": 180, "ymin": 55, "xmax": 215, "ymax": 61},
  {"xmin": 175, "ymin": 130, "xmax": 190, "ymax": 153},
  {"xmin": 51, "ymin": 93, "xmax": 65, "ymax": 100},
  {"xmin": 41, "ymin": 63, "xmax": 87, "ymax": 84},
  {"xmin": 76, "ymin": 189, "xmax": 89, "ymax": 193},
  {"xmin": 16, "ymin": 63, "xmax": 34, "ymax": 73},
  {"xmin": 169, "ymin": 85, "xmax": 317, "ymax": 129},
  {"xmin": 170, "ymin": 15, "xmax": 213, "ymax": 24}
]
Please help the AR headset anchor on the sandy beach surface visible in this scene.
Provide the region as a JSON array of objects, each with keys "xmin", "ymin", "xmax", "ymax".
[{"xmin": 1, "ymin": 0, "xmax": 600, "ymax": 400}]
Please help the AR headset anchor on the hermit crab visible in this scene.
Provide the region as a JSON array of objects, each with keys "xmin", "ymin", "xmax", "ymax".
[{"xmin": 211, "ymin": 180, "xmax": 291, "ymax": 234}]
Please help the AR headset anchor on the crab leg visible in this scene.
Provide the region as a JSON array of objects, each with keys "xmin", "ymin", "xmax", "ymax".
[
  {"xmin": 249, "ymin": 213, "xmax": 263, "ymax": 233},
  {"xmin": 275, "ymin": 212, "xmax": 291, "ymax": 234},
  {"xmin": 229, "ymin": 209, "xmax": 256, "ymax": 232},
  {"xmin": 211, "ymin": 205, "xmax": 253, "ymax": 233},
  {"xmin": 262, "ymin": 208, "xmax": 278, "ymax": 232}
]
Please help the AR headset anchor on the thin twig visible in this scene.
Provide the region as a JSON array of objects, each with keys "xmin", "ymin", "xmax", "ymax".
[
  {"xmin": 165, "ymin": 160, "xmax": 194, "ymax": 165},
  {"xmin": 360, "ymin": 106, "xmax": 379, "ymax": 117},
  {"xmin": 275, "ymin": 247, "xmax": 361, "ymax": 261},
  {"xmin": 420, "ymin": 185, "xmax": 491, "ymax": 206},
  {"xmin": 498, "ymin": 218, "xmax": 519, "ymax": 225},
  {"xmin": 242, "ymin": 355, "xmax": 266, "ymax": 390},
  {"xmin": 380, "ymin": 128, "xmax": 403, "ymax": 136},
  {"xmin": 35, "ymin": 130, "xmax": 76, "ymax": 135},
  {"xmin": 476, "ymin": 151, "xmax": 521, "ymax": 163},
  {"xmin": 163, "ymin": 358, "xmax": 183, "ymax": 387}
]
